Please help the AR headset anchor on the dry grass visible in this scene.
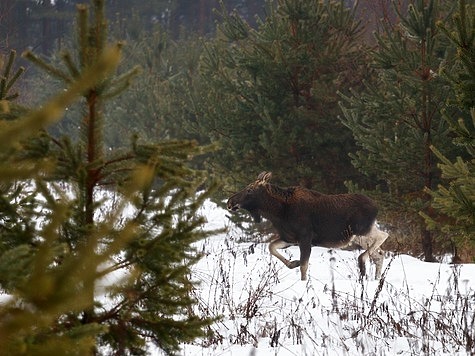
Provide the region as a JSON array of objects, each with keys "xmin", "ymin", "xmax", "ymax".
[{"xmin": 190, "ymin": 230, "xmax": 475, "ymax": 355}]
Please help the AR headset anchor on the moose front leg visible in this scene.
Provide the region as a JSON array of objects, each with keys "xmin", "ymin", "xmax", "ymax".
[
  {"xmin": 298, "ymin": 238, "xmax": 312, "ymax": 280},
  {"xmin": 268, "ymin": 238, "xmax": 299, "ymax": 269}
]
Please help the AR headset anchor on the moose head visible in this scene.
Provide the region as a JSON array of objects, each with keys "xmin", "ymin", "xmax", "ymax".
[{"xmin": 227, "ymin": 171, "xmax": 272, "ymax": 223}]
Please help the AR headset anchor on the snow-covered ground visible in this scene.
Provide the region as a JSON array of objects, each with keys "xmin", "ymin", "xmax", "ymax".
[
  {"xmin": 1, "ymin": 195, "xmax": 473, "ymax": 355},
  {"xmin": 172, "ymin": 200, "xmax": 475, "ymax": 355}
]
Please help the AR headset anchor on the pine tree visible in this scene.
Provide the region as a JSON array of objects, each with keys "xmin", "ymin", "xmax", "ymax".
[
  {"xmin": 423, "ymin": 0, "xmax": 475, "ymax": 260},
  {"xmin": 193, "ymin": 0, "xmax": 368, "ymax": 193},
  {"xmin": 1, "ymin": 36, "xmax": 124, "ymax": 355},
  {"xmin": 0, "ymin": 50, "xmax": 34, "ymax": 259},
  {"xmin": 339, "ymin": 0, "xmax": 461, "ymax": 261},
  {"xmin": 0, "ymin": 0, "xmax": 216, "ymax": 354},
  {"xmin": 105, "ymin": 29, "xmax": 206, "ymax": 148}
]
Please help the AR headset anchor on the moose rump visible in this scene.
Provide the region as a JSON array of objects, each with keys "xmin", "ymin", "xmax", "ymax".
[
  {"xmin": 227, "ymin": 172, "xmax": 388, "ymax": 280},
  {"xmin": 308, "ymin": 193, "xmax": 377, "ymax": 246}
]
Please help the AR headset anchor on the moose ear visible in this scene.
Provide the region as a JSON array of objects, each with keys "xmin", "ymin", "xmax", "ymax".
[
  {"xmin": 262, "ymin": 172, "xmax": 272, "ymax": 183},
  {"xmin": 256, "ymin": 171, "xmax": 272, "ymax": 184},
  {"xmin": 256, "ymin": 171, "xmax": 267, "ymax": 181}
]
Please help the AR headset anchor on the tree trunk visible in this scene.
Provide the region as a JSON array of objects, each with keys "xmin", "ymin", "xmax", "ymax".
[
  {"xmin": 421, "ymin": 35, "xmax": 435, "ymax": 262},
  {"xmin": 422, "ymin": 227, "xmax": 436, "ymax": 262},
  {"xmin": 422, "ymin": 129, "xmax": 435, "ymax": 262}
]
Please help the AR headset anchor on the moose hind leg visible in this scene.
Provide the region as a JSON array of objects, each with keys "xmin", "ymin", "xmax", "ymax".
[
  {"xmin": 370, "ymin": 249, "xmax": 385, "ymax": 279},
  {"xmin": 357, "ymin": 224, "xmax": 389, "ymax": 279},
  {"xmin": 268, "ymin": 239, "xmax": 298, "ymax": 268}
]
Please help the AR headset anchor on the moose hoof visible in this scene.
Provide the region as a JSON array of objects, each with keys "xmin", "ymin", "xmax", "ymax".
[{"xmin": 287, "ymin": 260, "xmax": 301, "ymax": 269}]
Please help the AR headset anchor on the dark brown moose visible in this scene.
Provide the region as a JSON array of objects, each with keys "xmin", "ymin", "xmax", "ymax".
[{"xmin": 227, "ymin": 172, "xmax": 388, "ymax": 280}]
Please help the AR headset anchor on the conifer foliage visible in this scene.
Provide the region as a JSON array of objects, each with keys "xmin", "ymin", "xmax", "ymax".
[
  {"xmin": 0, "ymin": 1, "xmax": 215, "ymax": 354},
  {"xmin": 0, "ymin": 50, "xmax": 27, "ymax": 120},
  {"xmin": 424, "ymin": 0, "xmax": 475, "ymax": 256},
  {"xmin": 339, "ymin": 0, "xmax": 460, "ymax": 261},
  {"xmin": 194, "ymin": 0, "xmax": 366, "ymax": 192}
]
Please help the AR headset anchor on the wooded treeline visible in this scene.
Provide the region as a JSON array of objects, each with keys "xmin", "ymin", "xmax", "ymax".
[
  {"xmin": 0, "ymin": 0, "xmax": 474, "ymax": 354},
  {"xmin": 3, "ymin": 0, "xmax": 474, "ymax": 269},
  {"xmin": 1, "ymin": 0, "xmax": 267, "ymax": 54}
]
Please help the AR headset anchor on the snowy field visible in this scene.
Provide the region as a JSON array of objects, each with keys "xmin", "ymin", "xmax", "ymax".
[
  {"xmin": 172, "ymin": 200, "xmax": 475, "ymax": 356},
  {"xmin": 1, "ymin": 194, "xmax": 473, "ymax": 355}
]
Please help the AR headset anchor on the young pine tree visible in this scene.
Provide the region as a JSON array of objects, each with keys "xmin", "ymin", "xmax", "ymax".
[
  {"xmin": 423, "ymin": 0, "xmax": 475, "ymax": 261},
  {"xmin": 0, "ymin": 38, "xmax": 124, "ymax": 355},
  {"xmin": 1, "ymin": 0, "xmax": 216, "ymax": 354},
  {"xmin": 339, "ymin": 0, "xmax": 462, "ymax": 261},
  {"xmin": 194, "ymin": 0, "xmax": 367, "ymax": 193}
]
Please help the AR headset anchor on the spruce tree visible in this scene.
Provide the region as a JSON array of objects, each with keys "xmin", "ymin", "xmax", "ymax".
[
  {"xmin": 423, "ymin": 0, "xmax": 475, "ymax": 260},
  {"xmin": 0, "ymin": 1, "xmax": 216, "ymax": 354},
  {"xmin": 193, "ymin": 0, "xmax": 367, "ymax": 193},
  {"xmin": 339, "ymin": 0, "xmax": 461, "ymax": 261}
]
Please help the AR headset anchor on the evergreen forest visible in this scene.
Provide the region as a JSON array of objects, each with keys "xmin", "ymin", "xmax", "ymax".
[{"xmin": 0, "ymin": 0, "xmax": 474, "ymax": 354}]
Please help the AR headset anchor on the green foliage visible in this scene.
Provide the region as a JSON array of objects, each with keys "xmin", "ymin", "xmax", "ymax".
[
  {"xmin": 106, "ymin": 29, "xmax": 205, "ymax": 147},
  {"xmin": 0, "ymin": 0, "xmax": 217, "ymax": 354},
  {"xmin": 429, "ymin": 132, "xmax": 474, "ymax": 237},
  {"xmin": 438, "ymin": 0, "xmax": 475, "ymax": 110},
  {"xmin": 0, "ymin": 50, "xmax": 25, "ymax": 102},
  {"xmin": 0, "ymin": 39, "xmax": 123, "ymax": 355},
  {"xmin": 423, "ymin": 0, "xmax": 475, "ymax": 253},
  {"xmin": 193, "ymin": 0, "xmax": 368, "ymax": 193},
  {"xmin": 339, "ymin": 0, "xmax": 461, "ymax": 260},
  {"xmin": 0, "ymin": 50, "xmax": 27, "ymax": 120}
]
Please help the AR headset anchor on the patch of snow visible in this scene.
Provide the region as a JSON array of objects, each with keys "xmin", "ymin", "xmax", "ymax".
[{"xmin": 172, "ymin": 200, "xmax": 475, "ymax": 356}]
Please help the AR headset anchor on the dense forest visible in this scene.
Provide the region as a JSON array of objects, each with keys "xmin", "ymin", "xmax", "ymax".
[
  {"xmin": 0, "ymin": 0, "xmax": 473, "ymax": 354},
  {"xmin": 1, "ymin": 0, "xmax": 267, "ymax": 54}
]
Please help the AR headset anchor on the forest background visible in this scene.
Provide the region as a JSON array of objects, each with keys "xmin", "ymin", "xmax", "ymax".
[
  {"xmin": 0, "ymin": 0, "xmax": 473, "ymax": 354},
  {"xmin": 3, "ymin": 0, "xmax": 473, "ymax": 261}
]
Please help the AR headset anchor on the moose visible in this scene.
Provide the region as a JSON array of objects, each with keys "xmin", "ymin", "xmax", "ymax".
[{"xmin": 227, "ymin": 172, "xmax": 388, "ymax": 280}]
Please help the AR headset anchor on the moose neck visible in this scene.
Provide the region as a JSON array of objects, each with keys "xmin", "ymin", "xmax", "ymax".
[
  {"xmin": 265, "ymin": 184, "xmax": 294, "ymax": 200},
  {"xmin": 256, "ymin": 184, "xmax": 287, "ymax": 221}
]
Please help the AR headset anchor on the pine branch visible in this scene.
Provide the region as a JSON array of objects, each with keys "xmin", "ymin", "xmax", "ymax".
[
  {"xmin": 5, "ymin": 68, "xmax": 25, "ymax": 95},
  {"xmin": 23, "ymin": 51, "xmax": 72, "ymax": 83},
  {"xmin": 1, "ymin": 47, "xmax": 121, "ymax": 149},
  {"xmin": 102, "ymin": 65, "xmax": 142, "ymax": 100},
  {"xmin": 77, "ymin": 4, "xmax": 89, "ymax": 69},
  {"xmin": 61, "ymin": 51, "xmax": 80, "ymax": 79},
  {"xmin": 0, "ymin": 50, "xmax": 25, "ymax": 101}
]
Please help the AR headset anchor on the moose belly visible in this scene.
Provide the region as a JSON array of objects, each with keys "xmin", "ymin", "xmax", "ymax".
[
  {"xmin": 312, "ymin": 229, "xmax": 354, "ymax": 248},
  {"xmin": 273, "ymin": 225, "xmax": 302, "ymax": 245}
]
